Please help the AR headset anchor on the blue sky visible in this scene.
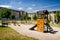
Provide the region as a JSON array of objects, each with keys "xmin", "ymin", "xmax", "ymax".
[{"xmin": 0, "ymin": 0, "xmax": 60, "ymax": 13}]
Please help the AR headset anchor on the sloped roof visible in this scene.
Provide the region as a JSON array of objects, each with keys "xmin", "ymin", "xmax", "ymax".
[{"xmin": 37, "ymin": 10, "xmax": 49, "ymax": 15}]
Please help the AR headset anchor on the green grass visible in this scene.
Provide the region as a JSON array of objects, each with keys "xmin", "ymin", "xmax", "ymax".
[
  {"xmin": 50, "ymin": 24, "xmax": 60, "ymax": 28},
  {"xmin": 0, "ymin": 27, "xmax": 38, "ymax": 40}
]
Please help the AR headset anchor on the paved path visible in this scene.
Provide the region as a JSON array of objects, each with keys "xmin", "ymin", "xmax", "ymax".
[{"xmin": 8, "ymin": 24, "xmax": 60, "ymax": 40}]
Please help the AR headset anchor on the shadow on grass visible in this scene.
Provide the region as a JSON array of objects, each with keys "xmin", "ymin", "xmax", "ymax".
[
  {"xmin": 30, "ymin": 29, "xmax": 58, "ymax": 34},
  {"xmin": 44, "ymin": 31, "xmax": 58, "ymax": 34},
  {"xmin": 0, "ymin": 25, "xmax": 8, "ymax": 27},
  {"xmin": 29, "ymin": 24, "xmax": 58, "ymax": 34},
  {"xmin": 29, "ymin": 28, "xmax": 58, "ymax": 34}
]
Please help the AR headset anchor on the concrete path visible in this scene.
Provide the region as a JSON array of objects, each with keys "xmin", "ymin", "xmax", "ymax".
[{"xmin": 8, "ymin": 24, "xmax": 60, "ymax": 40}]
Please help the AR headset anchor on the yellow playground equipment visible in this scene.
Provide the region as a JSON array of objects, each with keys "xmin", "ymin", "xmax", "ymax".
[
  {"xmin": 30, "ymin": 10, "xmax": 54, "ymax": 33},
  {"xmin": 37, "ymin": 10, "xmax": 48, "ymax": 32},
  {"xmin": 37, "ymin": 19, "xmax": 44, "ymax": 32}
]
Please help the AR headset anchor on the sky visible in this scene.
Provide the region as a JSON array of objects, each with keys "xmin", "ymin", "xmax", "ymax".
[{"xmin": 0, "ymin": 0, "xmax": 60, "ymax": 13}]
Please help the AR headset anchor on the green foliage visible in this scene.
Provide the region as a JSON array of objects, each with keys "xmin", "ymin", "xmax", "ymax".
[
  {"xmin": 23, "ymin": 12, "xmax": 28, "ymax": 20},
  {"xmin": 28, "ymin": 17, "xmax": 31, "ymax": 20},
  {"xmin": 33, "ymin": 13, "xmax": 37, "ymax": 20},
  {"xmin": 11, "ymin": 15, "xmax": 15, "ymax": 20},
  {"xmin": 56, "ymin": 10, "xmax": 60, "ymax": 23},
  {"xmin": 0, "ymin": 12, "xmax": 2, "ymax": 18},
  {"xmin": 0, "ymin": 8, "xmax": 11, "ymax": 18}
]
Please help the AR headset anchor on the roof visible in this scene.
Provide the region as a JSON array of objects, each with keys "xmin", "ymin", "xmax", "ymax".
[{"xmin": 37, "ymin": 10, "xmax": 49, "ymax": 15}]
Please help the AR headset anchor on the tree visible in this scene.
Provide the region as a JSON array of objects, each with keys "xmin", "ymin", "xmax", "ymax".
[
  {"xmin": 0, "ymin": 8, "xmax": 11, "ymax": 18},
  {"xmin": 56, "ymin": 10, "xmax": 60, "ymax": 23},
  {"xmin": 23, "ymin": 12, "xmax": 28, "ymax": 20},
  {"xmin": 23, "ymin": 12, "xmax": 28, "ymax": 23},
  {"xmin": 0, "ymin": 12, "xmax": 2, "ymax": 18},
  {"xmin": 28, "ymin": 17, "xmax": 31, "ymax": 20},
  {"xmin": 33, "ymin": 13, "xmax": 38, "ymax": 20},
  {"xmin": 11, "ymin": 15, "xmax": 15, "ymax": 20}
]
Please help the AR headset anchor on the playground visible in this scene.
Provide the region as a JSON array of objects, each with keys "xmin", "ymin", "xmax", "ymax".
[
  {"xmin": 8, "ymin": 24, "xmax": 60, "ymax": 40},
  {"xmin": 0, "ymin": 10, "xmax": 60, "ymax": 40},
  {"xmin": 7, "ymin": 10, "xmax": 60, "ymax": 40}
]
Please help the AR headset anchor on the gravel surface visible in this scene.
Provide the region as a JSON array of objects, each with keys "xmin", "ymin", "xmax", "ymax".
[{"xmin": 8, "ymin": 24, "xmax": 60, "ymax": 40}]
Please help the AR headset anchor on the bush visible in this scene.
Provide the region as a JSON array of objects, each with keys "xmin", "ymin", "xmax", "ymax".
[
  {"xmin": 28, "ymin": 17, "xmax": 31, "ymax": 20},
  {"xmin": 33, "ymin": 14, "xmax": 37, "ymax": 20}
]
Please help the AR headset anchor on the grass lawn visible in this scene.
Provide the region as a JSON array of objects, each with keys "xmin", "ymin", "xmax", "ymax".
[
  {"xmin": 50, "ymin": 24, "xmax": 60, "ymax": 28},
  {"xmin": 0, "ymin": 27, "xmax": 38, "ymax": 40}
]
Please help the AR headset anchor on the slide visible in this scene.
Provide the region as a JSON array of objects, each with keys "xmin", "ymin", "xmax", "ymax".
[{"xmin": 29, "ymin": 23, "xmax": 54, "ymax": 33}]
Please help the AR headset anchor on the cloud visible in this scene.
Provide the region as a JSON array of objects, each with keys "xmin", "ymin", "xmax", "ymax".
[
  {"xmin": 18, "ymin": 1, "xmax": 22, "ymax": 4},
  {"xmin": 28, "ymin": 7, "xmax": 32, "ymax": 10},
  {"xmin": 32, "ymin": 4, "xmax": 36, "ymax": 6},
  {"xmin": 48, "ymin": 8, "xmax": 60, "ymax": 11},
  {"xmin": 34, "ymin": 10, "xmax": 39, "ymax": 12},
  {"xmin": 18, "ymin": 7, "xmax": 23, "ymax": 10},
  {"xmin": 40, "ymin": 4, "xmax": 60, "ymax": 8},
  {"xmin": 0, "ymin": 5, "xmax": 11, "ymax": 8},
  {"xmin": 34, "ymin": 4, "xmax": 60, "ymax": 12},
  {"xmin": 7, "ymin": 1, "xmax": 23, "ymax": 9},
  {"xmin": 25, "ymin": 7, "xmax": 33, "ymax": 12}
]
